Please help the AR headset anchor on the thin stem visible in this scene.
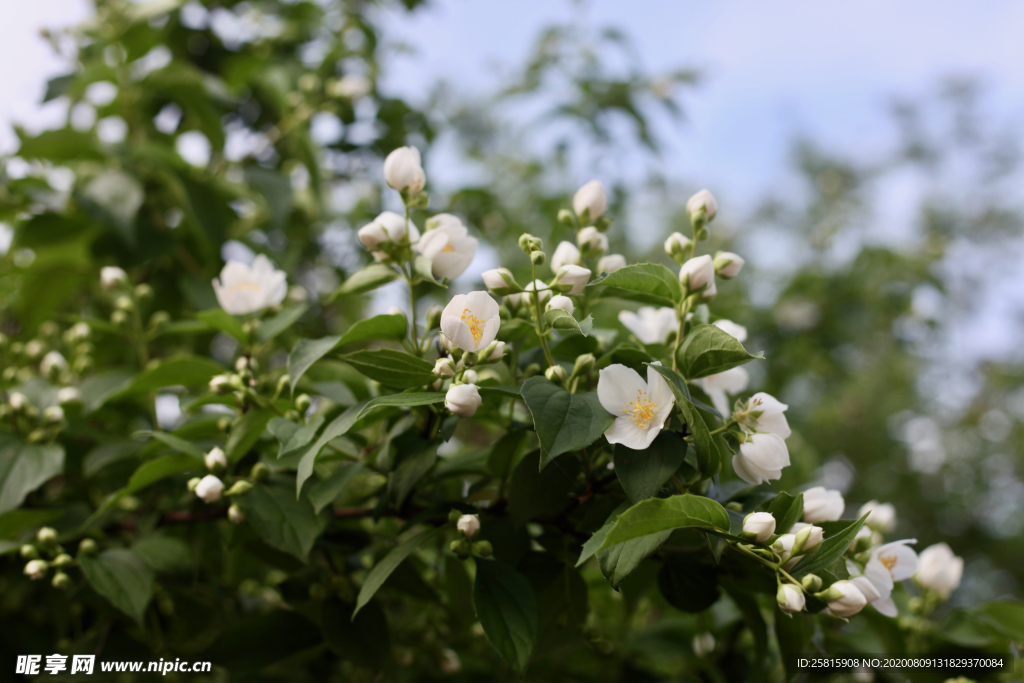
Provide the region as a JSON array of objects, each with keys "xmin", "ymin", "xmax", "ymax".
[
  {"xmin": 530, "ymin": 262, "xmax": 556, "ymax": 368},
  {"xmin": 670, "ymin": 298, "xmax": 692, "ymax": 372}
]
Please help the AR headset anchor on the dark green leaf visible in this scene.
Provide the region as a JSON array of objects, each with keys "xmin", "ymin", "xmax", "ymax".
[
  {"xmin": 132, "ymin": 535, "xmax": 192, "ymax": 574},
  {"xmin": 204, "ymin": 610, "xmax": 321, "ymax": 670},
  {"xmin": 235, "ymin": 482, "xmax": 324, "ymax": 561},
  {"xmin": 388, "ymin": 446, "xmax": 437, "ymax": 506},
  {"xmin": 353, "ymin": 527, "xmax": 437, "ymax": 618},
  {"xmin": 600, "ymin": 494, "xmax": 730, "ymax": 550},
  {"xmin": 507, "ymin": 451, "xmax": 581, "ymax": 526},
  {"xmin": 473, "ymin": 559, "xmax": 539, "ymax": 676},
  {"xmin": 789, "ymin": 513, "xmax": 869, "ymax": 577},
  {"xmin": 0, "ymin": 436, "xmax": 64, "ymax": 515},
  {"xmin": 343, "ymin": 349, "xmax": 436, "ymax": 388},
  {"xmin": 677, "ymin": 324, "xmax": 762, "ymax": 379},
  {"xmin": 581, "ymin": 503, "xmax": 671, "ymax": 588},
  {"xmin": 658, "ymin": 556, "xmax": 720, "ymax": 612},
  {"xmin": 321, "ymin": 598, "xmax": 390, "ymax": 670},
  {"xmin": 356, "ymin": 392, "xmax": 446, "ymax": 420},
  {"xmin": 294, "ymin": 403, "xmax": 365, "ymax": 496},
  {"xmin": 119, "ymin": 355, "xmax": 225, "ymax": 395},
  {"xmin": 133, "ymin": 430, "xmax": 205, "ymax": 459},
  {"xmin": 767, "ymin": 492, "xmax": 804, "ymax": 535},
  {"xmin": 614, "ymin": 431, "xmax": 687, "ymax": 502},
  {"xmin": 224, "ymin": 409, "xmax": 273, "ymax": 462},
  {"xmin": 519, "ymin": 377, "xmax": 614, "ymax": 469},
  {"xmin": 287, "ymin": 314, "xmax": 409, "ymax": 393},
  {"xmin": 307, "ymin": 463, "xmax": 367, "ymax": 513},
  {"xmin": 676, "ymin": 391, "xmax": 720, "ymax": 477},
  {"xmin": 0, "ymin": 508, "xmax": 63, "ymax": 539},
  {"xmin": 80, "ymin": 549, "xmax": 154, "ymax": 624}
]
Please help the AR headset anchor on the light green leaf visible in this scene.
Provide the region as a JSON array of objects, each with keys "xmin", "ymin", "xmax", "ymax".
[
  {"xmin": 258, "ymin": 305, "xmax": 308, "ymax": 342},
  {"xmin": 473, "ymin": 559, "xmax": 539, "ymax": 676},
  {"xmin": 356, "ymin": 392, "xmax": 446, "ymax": 420},
  {"xmin": 613, "ymin": 431, "xmax": 688, "ymax": 502},
  {"xmin": 332, "ymin": 263, "xmax": 401, "ymax": 298},
  {"xmin": 80, "ymin": 549, "xmax": 154, "ymax": 624},
  {"xmin": 0, "ymin": 435, "xmax": 65, "ymax": 515},
  {"xmin": 519, "ymin": 377, "xmax": 615, "ymax": 469},
  {"xmin": 118, "ymin": 355, "xmax": 226, "ymax": 395},
  {"xmin": 593, "ymin": 262, "xmax": 682, "ymax": 306},
  {"xmin": 196, "ymin": 309, "xmax": 248, "ymax": 344},
  {"xmin": 414, "ymin": 255, "xmax": 445, "ymax": 287},
  {"xmin": 80, "ymin": 371, "xmax": 133, "ymax": 413},
  {"xmin": 343, "ymin": 349, "xmax": 436, "ymax": 388},
  {"xmin": 224, "ymin": 408, "xmax": 273, "ymax": 462},
  {"xmin": 133, "ymin": 430, "xmax": 205, "ymax": 459},
  {"xmin": 600, "ymin": 494, "xmax": 730, "ymax": 550},
  {"xmin": 676, "ymin": 324, "xmax": 763, "ymax": 379},
  {"xmin": 294, "ymin": 403, "xmax": 366, "ymax": 496},
  {"xmin": 543, "ymin": 309, "xmax": 594, "ymax": 337},
  {"xmin": 789, "ymin": 514, "xmax": 870, "ymax": 577},
  {"xmin": 236, "ymin": 482, "xmax": 324, "ymax": 561},
  {"xmin": 288, "ymin": 336, "xmax": 342, "ymax": 393},
  {"xmin": 975, "ymin": 600, "xmax": 1024, "ymax": 642},
  {"xmin": 353, "ymin": 527, "xmax": 438, "ymax": 618}
]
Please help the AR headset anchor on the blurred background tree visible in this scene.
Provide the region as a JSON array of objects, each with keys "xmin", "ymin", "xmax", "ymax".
[{"xmin": 1, "ymin": 0, "xmax": 1021, "ymax": 680}]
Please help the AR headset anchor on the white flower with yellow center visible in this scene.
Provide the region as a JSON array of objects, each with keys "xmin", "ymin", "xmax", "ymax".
[
  {"xmin": 618, "ymin": 306, "xmax": 677, "ymax": 345},
  {"xmin": 415, "ymin": 213, "xmax": 478, "ymax": 280},
  {"xmin": 440, "ymin": 291, "xmax": 501, "ymax": 352},
  {"xmin": 852, "ymin": 539, "xmax": 917, "ymax": 617},
  {"xmin": 212, "ymin": 255, "xmax": 288, "ymax": 315},
  {"xmin": 597, "ymin": 363, "xmax": 674, "ymax": 450}
]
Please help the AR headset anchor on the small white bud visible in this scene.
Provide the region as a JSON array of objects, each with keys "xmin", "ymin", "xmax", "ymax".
[
  {"xmin": 679, "ymin": 255, "xmax": 715, "ymax": 294},
  {"xmin": 57, "ymin": 387, "xmax": 81, "ymax": 405},
  {"xmin": 858, "ymin": 500, "xmax": 896, "ymax": 533},
  {"xmin": 777, "ymin": 583, "xmax": 806, "ymax": 612},
  {"xmin": 664, "ymin": 232, "xmax": 691, "ymax": 259},
  {"xmin": 547, "ymin": 295, "xmax": 575, "ymax": 316},
  {"xmin": 686, "ymin": 189, "xmax": 718, "ymax": 222},
  {"xmin": 915, "ymin": 543, "xmax": 963, "ymax": 596},
  {"xmin": 802, "ymin": 487, "xmax": 845, "ymax": 523},
  {"xmin": 456, "ymin": 514, "xmax": 480, "ymax": 538},
  {"xmin": 742, "ymin": 512, "xmax": 776, "ymax": 543},
  {"xmin": 100, "ymin": 266, "xmax": 128, "ymax": 289},
  {"xmin": 37, "ymin": 527, "xmax": 58, "ymax": 544},
  {"xmin": 204, "ymin": 447, "xmax": 227, "ymax": 471},
  {"xmin": 228, "ymin": 504, "xmax": 246, "ymax": 524},
  {"xmin": 43, "ymin": 406, "xmax": 64, "ymax": 424},
  {"xmin": 445, "ymin": 383, "xmax": 482, "ymax": 418},
  {"xmin": 550, "ymin": 241, "xmax": 581, "ymax": 272},
  {"xmin": 597, "ymin": 254, "xmax": 626, "ymax": 273},
  {"xmin": 577, "ymin": 226, "xmax": 607, "ymax": 253},
  {"xmin": 481, "ymin": 267, "xmax": 516, "ymax": 293},
  {"xmin": 462, "ymin": 369, "xmax": 478, "ymax": 385},
  {"xmin": 713, "ymin": 251, "xmax": 745, "ymax": 279},
  {"xmin": 554, "ymin": 265, "xmax": 591, "ymax": 296},
  {"xmin": 572, "ymin": 180, "xmax": 608, "ymax": 222},
  {"xmin": 194, "ymin": 475, "xmax": 224, "ymax": 503},
  {"xmin": 434, "ymin": 358, "xmax": 455, "ymax": 378},
  {"xmin": 826, "ymin": 580, "xmax": 868, "ymax": 617},
  {"xmin": 24, "ymin": 559, "xmax": 49, "ymax": 580},
  {"xmin": 487, "ymin": 341, "xmax": 506, "ymax": 361},
  {"xmin": 40, "ymin": 351, "xmax": 68, "ymax": 376},
  {"xmin": 8, "ymin": 392, "xmax": 28, "ymax": 410},
  {"xmin": 383, "ymin": 146, "xmax": 426, "ymax": 194}
]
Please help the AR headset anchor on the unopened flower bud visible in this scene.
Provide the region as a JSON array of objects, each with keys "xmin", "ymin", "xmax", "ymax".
[
  {"xmin": 547, "ymin": 295, "xmax": 575, "ymax": 315},
  {"xmin": 250, "ymin": 462, "xmax": 271, "ymax": 482},
  {"xmin": 450, "ymin": 539, "xmax": 470, "ymax": 558},
  {"xmin": 149, "ymin": 311, "xmax": 171, "ymax": 330},
  {"xmin": 37, "ymin": 527, "xmax": 58, "ymax": 545},
  {"xmin": 518, "ymin": 233, "xmax": 542, "ymax": 254},
  {"xmin": 115, "ymin": 295, "xmax": 134, "ymax": 312},
  {"xmin": 228, "ymin": 504, "xmax": 246, "ymax": 524},
  {"xmin": 225, "ymin": 480, "xmax": 254, "ymax": 496},
  {"xmin": 597, "ymin": 254, "xmax": 626, "ymax": 273},
  {"xmin": 448, "ymin": 509, "xmax": 464, "ymax": 523},
  {"xmin": 530, "ymin": 250, "xmax": 546, "ymax": 266},
  {"xmin": 383, "ymin": 146, "xmax": 426, "ymax": 194},
  {"xmin": 52, "ymin": 553, "xmax": 73, "ymax": 568},
  {"xmin": 577, "ymin": 226, "xmax": 607, "ymax": 253},
  {"xmin": 20, "ymin": 545, "xmax": 39, "ymax": 560},
  {"xmin": 295, "ymin": 394, "xmax": 311, "ymax": 412},
  {"xmin": 462, "ymin": 369, "xmax": 478, "ymax": 385},
  {"xmin": 24, "ymin": 559, "xmax": 48, "ymax": 580},
  {"xmin": 572, "ymin": 353, "xmax": 595, "ymax": 377},
  {"xmin": 457, "ymin": 514, "xmax": 480, "ymax": 538},
  {"xmin": 713, "ymin": 251, "xmax": 745, "ymax": 279},
  {"xmin": 57, "ymin": 387, "xmax": 81, "ymax": 405},
  {"xmin": 204, "ymin": 447, "xmax": 227, "ymax": 471},
  {"xmin": 111, "ymin": 310, "xmax": 129, "ymax": 327},
  {"xmin": 573, "ymin": 180, "xmax": 608, "ymax": 224},
  {"xmin": 557, "ymin": 209, "xmax": 575, "ymax": 227},
  {"xmin": 209, "ymin": 374, "xmax": 233, "ymax": 394},
  {"xmin": 664, "ymin": 232, "xmax": 692, "ymax": 262},
  {"xmin": 133, "ymin": 283, "xmax": 153, "ymax": 302},
  {"xmin": 187, "ymin": 477, "xmax": 201, "ymax": 492},
  {"xmin": 445, "ymin": 384, "xmax": 481, "ymax": 418},
  {"xmin": 523, "ymin": 363, "xmax": 541, "ymax": 378},
  {"xmin": 78, "ymin": 539, "xmax": 98, "ymax": 556},
  {"xmin": 823, "ymin": 581, "xmax": 867, "ymax": 618},
  {"xmin": 686, "ymin": 189, "xmax": 718, "ymax": 224},
  {"xmin": 777, "ymin": 584, "xmax": 805, "ymax": 613},
  {"xmin": 801, "ymin": 574, "xmax": 823, "ymax": 593},
  {"xmin": 742, "ymin": 512, "xmax": 776, "ymax": 543},
  {"xmin": 100, "ymin": 266, "xmax": 128, "ymax": 289},
  {"xmin": 679, "ymin": 255, "xmax": 715, "ymax": 294},
  {"xmin": 425, "ymin": 305, "xmax": 443, "ymax": 331},
  {"xmin": 43, "ymin": 406, "xmax": 65, "ymax": 424},
  {"xmin": 51, "ymin": 571, "xmax": 71, "ymax": 590},
  {"xmin": 8, "ymin": 392, "xmax": 28, "ymax": 411},
  {"xmin": 545, "ymin": 365, "xmax": 567, "ymax": 383},
  {"xmin": 483, "ymin": 341, "xmax": 504, "ymax": 362},
  {"xmin": 473, "ymin": 540, "xmax": 493, "ymax": 557},
  {"xmin": 434, "ymin": 358, "xmax": 455, "ymax": 378},
  {"xmin": 194, "ymin": 475, "xmax": 224, "ymax": 502}
]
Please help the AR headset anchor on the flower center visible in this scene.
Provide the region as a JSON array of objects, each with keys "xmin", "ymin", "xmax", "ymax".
[
  {"xmin": 442, "ymin": 243, "xmax": 456, "ymax": 253},
  {"xmin": 228, "ymin": 282, "xmax": 262, "ymax": 295},
  {"xmin": 461, "ymin": 308, "xmax": 485, "ymax": 345},
  {"xmin": 879, "ymin": 554, "xmax": 898, "ymax": 575},
  {"xmin": 622, "ymin": 388, "xmax": 657, "ymax": 429}
]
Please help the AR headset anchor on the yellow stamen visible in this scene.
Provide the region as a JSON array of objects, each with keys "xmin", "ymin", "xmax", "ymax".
[
  {"xmin": 623, "ymin": 388, "xmax": 657, "ymax": 429},
  {"xmin": 461, "ymin": 308, "xmax": 485, "ymax": 346},
  {"xmin": 228, "ymin": 282, "xmax": 262, "ymax": 294},
  {"xmin": 879, "ymin": 554, "xmax": 897, "ymax": 576},
  {"xmin": 442, "ymin": 243, "xmax": 456, "ymax": 253}
]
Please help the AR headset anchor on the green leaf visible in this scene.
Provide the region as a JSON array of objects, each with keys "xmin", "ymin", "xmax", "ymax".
[
  {"xmin": 353, "ymin": 527, "xmax": 437, "ymax": 618},
  {"xmin": 118, "ymin": 355, "xmax": 225, "ymax": 395},
  {"xmin": 294, "ymin": 403, "xmax": 365, "ymax": 496},
  {"xmin": 507, "ymin": 451, "xmax": 582, "ymax": 526},
  {"xmin": 519, "ymin": 377, "xmax": 615, "ymax": 469},
  {"xmin": 767, "ymin": 492, "xmax": 804, "ymax": 535},
  {"xmin": 224, "ymin": 408, "xmax": 273, "ymax": 462},
  {"xmin": 775, "ymin": 611, "xmax": 814, "ymax": 681},
  {"xmin": 473, "ymin": 559, "xmax": 540, "ymax": 676},
  {"xmin": 132, "ymin": 535, "xmax": 192, "ymax": 574},
  {"xmin": 594, "ymin": 262, "xmax": 682, "ymax": 306},
  {"xmin": 0, "ymin": 436, "xmax": 65, "ymax": 515},
  {"xmin": 235, "ymin": 482, "xmax": 324, "ymax": 561},
  {"xmin": 600, "ymin": 494, "xmax": 730, "ymax": 550},
  {"xmin": 388, "ymin": 447, "xmax": 437, "ymax": 506},
  {"xmin": 658, "ymin": 556, "xmax": 720, "ymax": 613},
  {"xmin": 343, "ymin": 349, "xmax": 436, "ymax": 388},
  {"xmin": 196, "ymin": 309, "xmax": 248, "ymax": 344},
  {"xmin": 321, "ymin": 598, "xmax": 390, "ymax": 670},
  {"xmin": 788, "ymin": 513, "xmax": 869, "ymax": 577},
  {"xmin": 974, "ymin": 600, "xmax": 1024, "ymax": 641},
  {"xmin": 543, "ymin": 309, "xmax": 594, "ymax": 337},
  {"xmin": 674, "ymin": 387, "xmax": 720, "ymax": 477},
  {"xmin": 133, "ymin": 430, "xmax": 205, "ymax": 458},
  {"xmin": 613, "ymin": 431, "xmax": 687, "ymax": 502},
  {"xmin": 332, "ymin": 263, "xmax": 401, "ymax": 298},
  {"xmin": 413, "ymin": 255, "xmax": 445, "ymax": 287},
  {"xmin": 258, "ymin": 305, "xmax": 308, "ymax": 342},
  {"xmin": 356, "ymin": 392, "xmax": 446, "ymax": 420},
  {"xmin": 287, "ymin": 314, "xmax": 409, "ymax": 393},
  {"xmin": 487, "ymin": 429, "xmax": 528, "ymax": 480},
  {"xmin": 204, "ymin": 610, "xmax": 321, "ymax": 671},
  {"xmin": 578, "ymin": 503, "xmax": 671, "ymax": 588},
  {"xmin": 80, "ymin": 549, "xmax": 154, "ymax": 624},
  {"xmin": 85, "ymin": 452, "xmax": 204, "ymax": 527},
  {"xmin": 307, "ymin": 463, "xmax": 367, "ymax": 513},
  {"xmin": 676, "ymin": 324, "xmax": 762, "ymax": 379},
  {"xmin": 80, "ymin": 371, "xmax": 134, "ymax": 413},
  {"xmin": 646, "ymin": 362, "xmax": 691, "ymax": 401},
  {"xmin": 0, "ymin": 508, "xmax": 63, "ymax": 539}
]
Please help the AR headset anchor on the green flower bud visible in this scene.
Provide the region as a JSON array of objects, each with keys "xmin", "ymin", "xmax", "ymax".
[
  {"xmin": 801, "ymin": 574, "xmax": 823, "ymax": 593},
  {"xmin": 250, "ymin": 463, "xmax": 271, "ymax": 482},
  {"xmin": 148, "ymin": 311, "xmax": 170, "ymax": 330},
  {"xmin": 51, "ymin": 571, "xmax": 71, "ymax": 590},
  {"xmin": 530, "ymin": 250, "xmax": 546, "ymax": 266},
  {"xmin": 187, "ymin": 477, "xmax": 202, "ymax": 492},
  {"xmin": 448, "ymin": 509, "xmax": 464, "ymax": 523},
  {"xmin": 557, "ymin": 209, "xmax": 575, "ymax": 227},
  {"xmin": 472, "ymin": 540, "xmax": 493, "ymax": 558},
  {"xmin": 544, "ymin": 365, "xmax": 567, "ymax": 384},
  {"xmin": 295, "ymin": 394, "xmax": 311, "ymax": 412},
  {"xmin": 20, "ymin": 545, "xmax": 39, "ymax": 560},
  {"xmin": 52, "ymin": 553, "xmax": 73, "ymax": 568},
  {"xmin": 133, "ymin": 283, "xmax": 153, "ymax": 302},
  {"xmin": 571, "ymin": 353, "xmax": 595, "ymax": 378},
  {"xmin": 523, "ymin": 363, "xmax": 541, "ymax": 379},
  {"xmin": 111, "ymin": 310, "xmax": 130, "ymax": 327},
  {"xmin": 725, "ymin": 501, "xmax": 743, "ymax": 513},
  {"xmin": 425, "ymin": 305, "xmax": 443, "ymax": 331},
  {"xmin": 36, "ymin": 527, "xmax": 58, "ymax": 545},
  {"xmin": 225, "ymin": 480, "xmax": 254, "ymax": 496},
  {"xmin": 78, "ymin": 539, "xmax": 98, "ymax": 556}
]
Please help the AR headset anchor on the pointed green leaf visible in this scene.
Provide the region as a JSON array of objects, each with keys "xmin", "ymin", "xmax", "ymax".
[
  {"xmin": 473, "ymin": 559, "xmax": 539, "ymax": 675},
  {"xmin": 677, "ymin": 324, "xmax": 763, "ymax": 379},
  {"xmin": 767, "ymin": 492, "xmax": 804, "ymax": 534},
  {"xmin": 519, "ymin": 377, "xmax": 614, "ymax": 469},
  {"xmin": 236, "ymin": 482, "xmax": 324, "ymax": 561},
  {"xmin": 258, "ymin": 304, "xmax": 308, "ymax": 342},
  {"xmin": 613, "ymin": 431, "xmax": 688, "ymax": 502},
  {"xmin": 353, "ymin": 527, "xmax": 438, "ymax": 618},
  {"xmin": 600, "ymin": 494, "xmax": 730, "ymax": 550},
  {"xmin": 593, "ymin": 262, "xmax": 682, "ymax": 306},
  {"xmin": 287, "ymin": 314, "xmax": 409, "ymax": 392},
  {"xmin": 788, "ymin": 513, "xmax": 870, "ymax": 577},
  {"xmin": 343, "ymin": 349, "xmax": 436, "ymax": 388},
  {"xmin": 543, "ymin": 309, "xmax": 594, "ymax": 337},
  {"xmin": 196, "ymin": 309, "xmax": 248, "ymax": 344},
  {"xmin": 0, "ymin": 435, "xmax": 65, "ymax": 515},
  {"xmin": 80, "ymin": 549, "xmax": 154, "ymax": 624},
  {"xmin": 332, "ymin": 263, "xmax": 400, "ymax": 298}
]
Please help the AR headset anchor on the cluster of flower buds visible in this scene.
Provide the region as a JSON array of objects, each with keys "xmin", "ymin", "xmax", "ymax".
[
  {"xmin": 20, "ymin": 527, "xmax": 90, "ymax": 590},
  {"xmin": 448, "ymin": 511, "xmax": 492, "ymax": 559}
]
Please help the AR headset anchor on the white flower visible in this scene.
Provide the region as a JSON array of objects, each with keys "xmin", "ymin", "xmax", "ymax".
[
  {"xmin": 24, "ymin": 559, "xmax": 48, "ymax": 580},
  {"xmin": 212, "ymin": 255, "xmax": 288, "ymax": 315},
  {"xmin": 462, "ymin": 369, "xmax": 478, "ymax": 385},
  {"xmin": 618, "ymin": 306, "xmax": 677, "ymax": 345},
  {"xmin": 57, "ymin": 387, "xmax": 81, "ymax": 405},
  {"xmin": 101, "ymin": 266, "xmax": 127, "ymax": 289},
  {"xmin": 858, "ymin": 500, "xmax": 897, "ymax": 533},
  {"xmin": 701, "ymin": 279, "xmax": 717, "ymax": 300},
  {"xmin": 416, "ymin": 214, "xmax": 478, "ymax": 280},
  {"xmin": 714, "ymin": 251, "xmax": 745, "ymax": 279},
  {"xmin": 854, "ymin": 539, "xmax": 918, "ymax": 617},
  {"xmin": 551, "ymin": 241, "xmax": 581, "ymax": 272},
  {"xmin": 440, "ymin": 291, "xmax": 500, "ymax": 352},
  {"xmin": 40, "ymin": 351, "xmax": 68, "ymax": 376},
  {"xmin": 778, "ymin": 584, "xmax": 805, "ymax": 612},
  {"xmin": 742, "ymin": 512, "xmax": 776, "ymax": 543},
  {"xmin": 330, "ymin": 74, "xmax": 371, "ymax": 100},
  {"xmin": 693, "ymin": 367, "xmax": 749, "ymax": 418},
  {"xmin": 457, "ymin": 514, "xmax": 480, "ymax": 538},
  {"xmin": 577, "ymin": 226, "xmax": 607, "ymax": 253},
  {"xmin": 547, "ymin": 295, "xmax": 574, "ymax": 315},
  {"xmin": 554, "ymin": 265, "xmax": 591, "ymax": 296},
  {"xmin": 482, "ymin": 268, "xmax": 515, "ymax": 293},
  {"xmin": 383, "ymin": 146, "xmax": 425, "ymax": 193},
  {"xmin": 664, "ymin": 232, "xmax": 691, "ymax": 259},
  {"xmin": 8, "ymin": 392, "xmax": 27, "ymax": 410},
  {"xmin": 739, "ymin": 392, "xmax": 791, "ymax": 439},
  {"xmin": 915, "ymin": 542, "xmax": 963, "ymax": 596},
  {"xmin": 679, "ymin": 255, "xmax": 715, "ymax": 294},
  {"xmin": 573, "ymin": 180, "xmax": 607, "ymax": 222},
  {"xmin": 733, "ymin": 433, "xmax": 789, "ymax": 485},
  {"xmin": 686, "ymin": 189, "xmax": 718, "ymax": 221},
  {"xmin": 802, "ymin": 487, "xmax": 845, "ymax": 523},
  {"xmin": 597, "ymin": 363, "xmax": 674, "ymax": 450},
  {"xmin": 446, "ymin": 383, "xmax": 481, "ymax": 418},
  {"xmin": 790, "ymin": 522, "xmax": 825, "ymax": 550},
  {"xmin": 194, "ymin": 475, "xmax": 224, "ymax": 503},
  {"xmin": 713, "ymin": 319, "xmax": 747, "ymax": 342},
  {"xmin": 43, "ymin": 406, "xmax": 64, "ymax": 423},
  {"xmin": 597, "ymin": 254, "xmax": 626, "ymax": 273},
  {"xmin": 204, "ymin": 446, "xmax": 227, "ymax": 471},
  {"xmin": 827, "ymin": 580, "xmax": 867, "ymax": 617},
  {"xmin": 434, "ymin": 358, "xmax": 455, "ymax": 378},
  {"xmin": 357, "ymin": 211, "xmax": 418, "ymax": 251}
]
